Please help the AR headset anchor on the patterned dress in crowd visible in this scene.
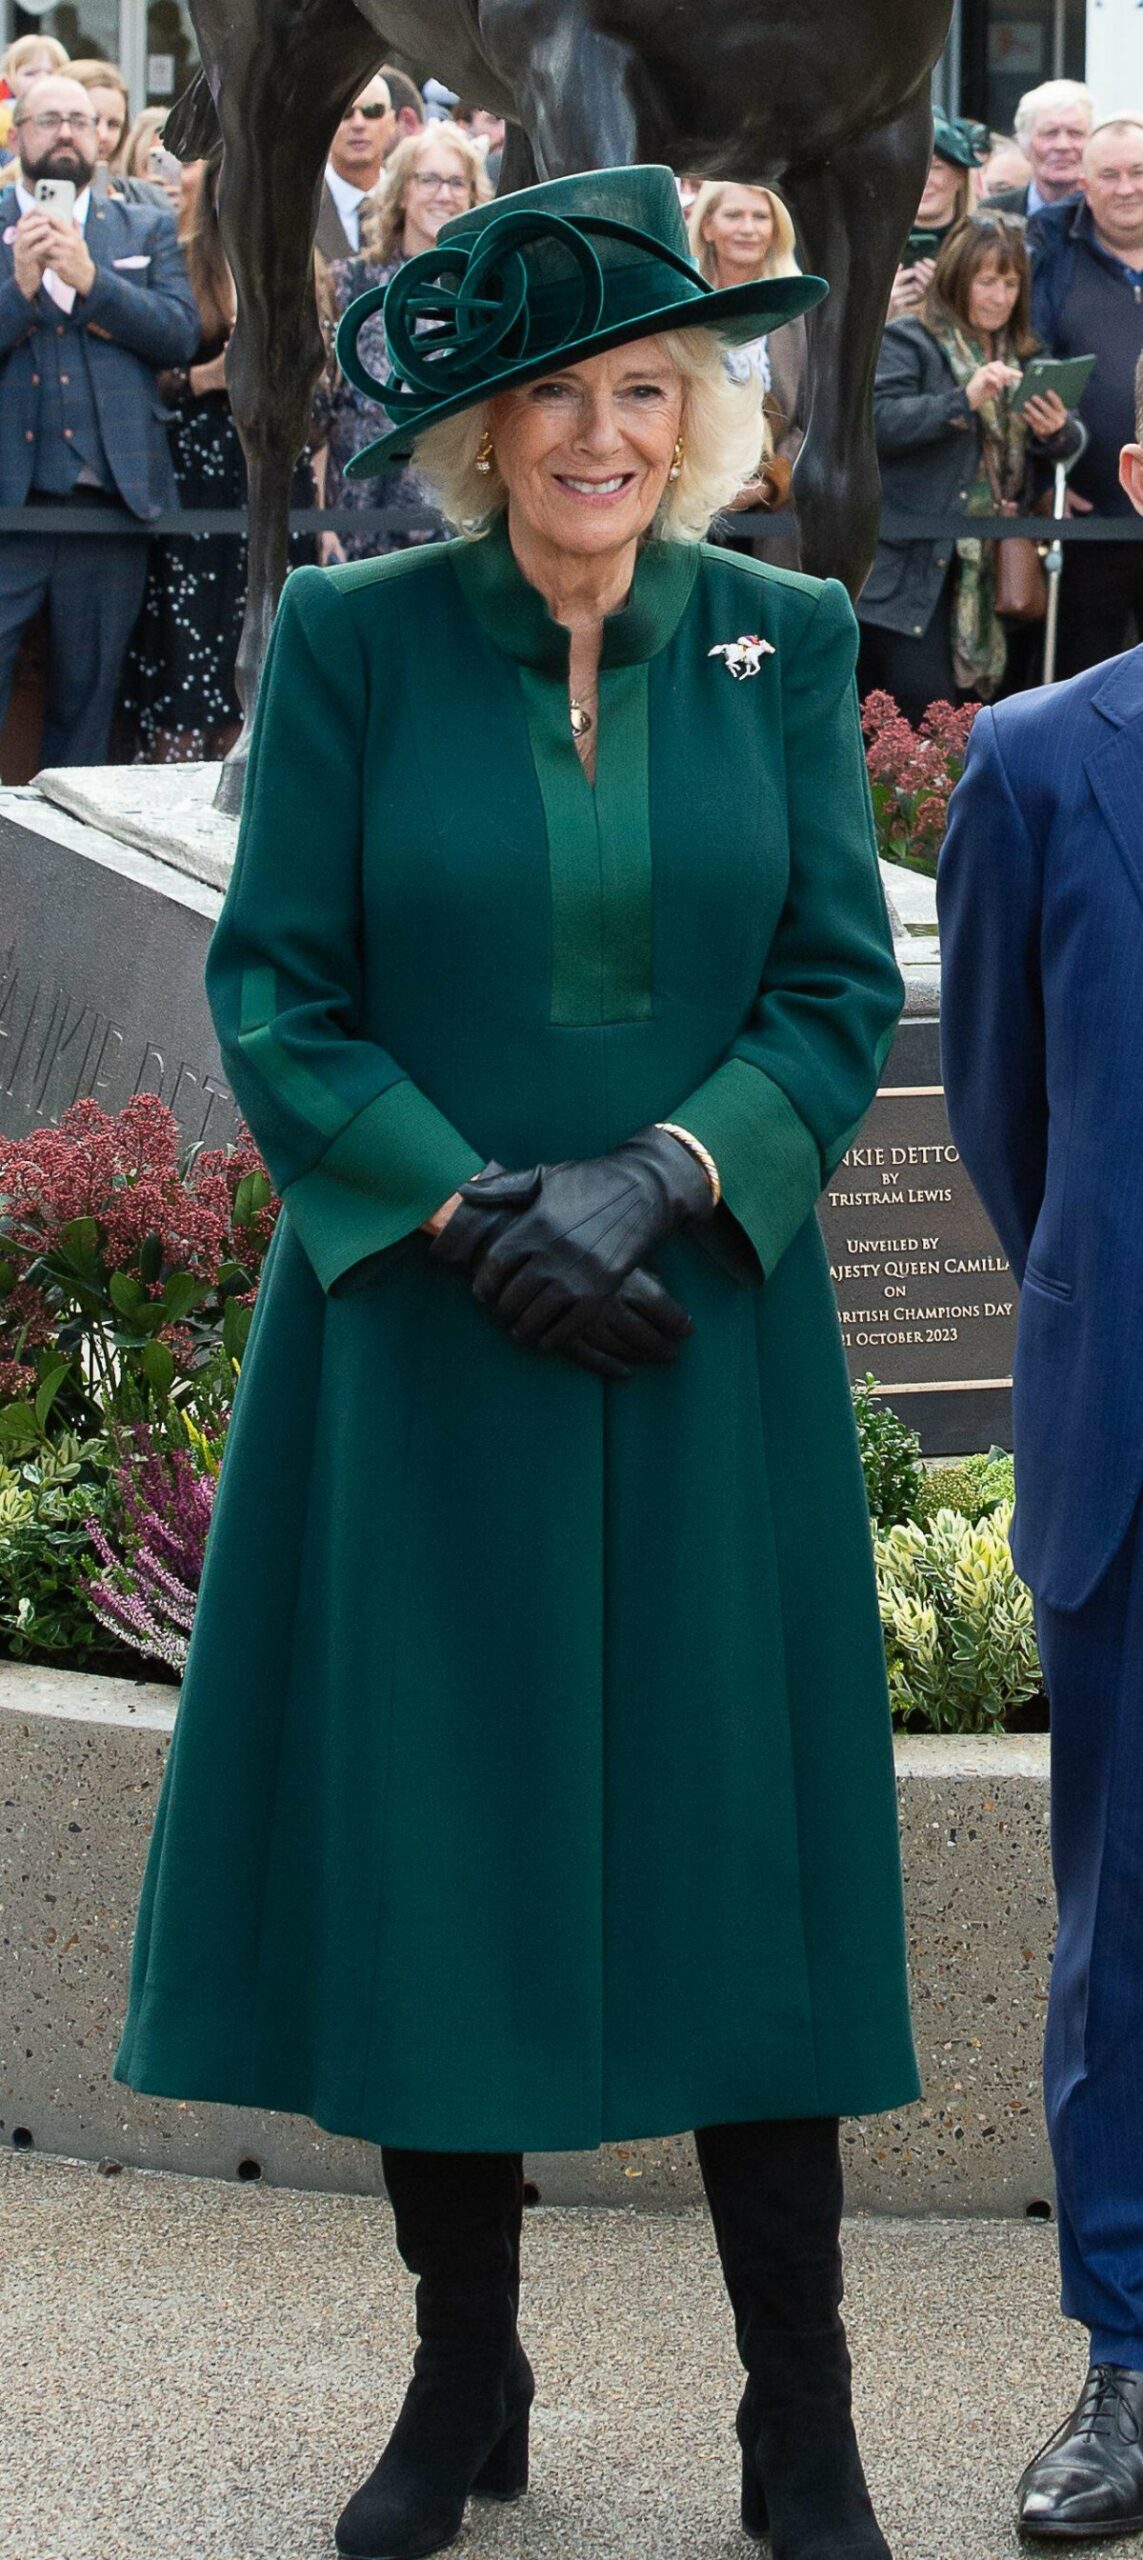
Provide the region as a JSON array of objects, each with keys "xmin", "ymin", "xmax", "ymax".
[
  {"xmin": 320, "ymin": 254, "xmax": 447, "ymax": 561},
  {"xmin": 117, "ymin": 349, "xmax": 317, "ymax": 763}
]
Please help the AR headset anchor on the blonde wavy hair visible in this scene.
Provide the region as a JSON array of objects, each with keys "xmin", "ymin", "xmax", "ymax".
[
  {"xmin": 412, "ymin": 326, "xmax": 770, "ymax": 544},
  {"xmin": 4, "ymin": 33, "xmax": 70, "ymax": 85},
  {"xmin": 687, "ymin": 183, "xmax": 801, "ymax": 284},
  {"xmin": 371, "ymin": 121, "xmax": 492, "ymax": 263}
]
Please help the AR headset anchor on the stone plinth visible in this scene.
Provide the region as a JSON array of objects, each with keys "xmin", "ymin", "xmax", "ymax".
[
  {"xmin": 0, "ymin": 768, "xmax": 236, "ymax": 1149},
  {"xmin": 0, "ymin": 1665, "xmax": 1054, "ymax": 2214}
]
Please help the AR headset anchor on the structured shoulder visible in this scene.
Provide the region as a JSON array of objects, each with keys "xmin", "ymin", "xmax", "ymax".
[
  {"xmin": 694, "ymin": 545, "xmax": 856, "ymax": 657},
  {"xmin": 696, "ymin": 540, "xmax": 824, "ymax": 609},
  {"xmin": 320, "ymin": 542, "xmax": 463, "ymax": 603},
  {"xmin": 993, "ymin": 648, "xmax": 1140, "ymax": 762},
  {"xmin": 695, "ymin": 546, "xmax": 831, "ymax": 656}
]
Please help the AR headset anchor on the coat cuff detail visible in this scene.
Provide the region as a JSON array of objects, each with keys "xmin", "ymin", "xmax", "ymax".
[
  {"xmin": 672, "ymin": 1055, "xmax": 823, "ymax": 1280},
  {"xmin": 282, "ymin": 1078, "xmax": 484, "ymax": 1294}
]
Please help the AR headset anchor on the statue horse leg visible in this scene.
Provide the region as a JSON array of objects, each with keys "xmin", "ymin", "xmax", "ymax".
[
  {"xmin": 783, "ymin": 88, "xmax": 933, "ymax": 600},
  {"xmin": 200, "ymin": 0, "xmax": 383, "ymax": 812},
  {"xmin": 481, "ymin": 0, "xmax": 663, "ymax": 173},
  {"xmin": 496, "ymin": 120, "xmax": 538, "ymax": 194}
]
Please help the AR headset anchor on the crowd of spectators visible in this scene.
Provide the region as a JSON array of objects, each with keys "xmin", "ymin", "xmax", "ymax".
[
  {"xmin": 0, "ymin": 39, "xmax": 1140, "ymax": 775},
  {"xmin": 863, "ymin": 82, "xmax": 1143, "ymax": 712}
]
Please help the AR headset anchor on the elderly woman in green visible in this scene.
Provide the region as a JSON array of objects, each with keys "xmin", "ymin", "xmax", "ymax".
[{"xmin": 115, "ymin": 166, "xmax": 919, "ymax": 2560}]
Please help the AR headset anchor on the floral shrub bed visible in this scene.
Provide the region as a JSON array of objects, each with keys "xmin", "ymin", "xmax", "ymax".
[
  {"xmin": 0, "ymin": 1094, "xmax": 277, "ymax": 1677},
  {"xmin": 860, "ymin": 692, "xmax": 978, "ymax": 880},
  {"xmin": 0, "ymin": 1099, "xmax": 1039, "ymax": 1732}
]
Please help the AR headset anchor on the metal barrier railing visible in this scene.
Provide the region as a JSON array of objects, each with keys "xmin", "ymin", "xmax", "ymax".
[{"xmin": 4, "ymin": 505, "xmax": 1142, "ymax": 540}]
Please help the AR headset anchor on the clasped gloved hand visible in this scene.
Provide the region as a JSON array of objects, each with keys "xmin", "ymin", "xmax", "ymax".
[
  {"xmin": 430, "ymin": 1155, "xmax": 695, "ymax": 1378},
  {"xmin": 428, "ymin": 1160, "xmax": 534, "ymax": 1275},
  {"xmin": 456, "ymin": 1126, "xmax": 715, "ymax": 1354}
]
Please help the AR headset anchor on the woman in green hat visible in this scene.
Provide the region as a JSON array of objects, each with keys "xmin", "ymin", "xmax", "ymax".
[
  {"xmin": 886, "ymin": 113, "xmax": 991, "ymax": 322},
  {"xmin": 114, "ymin": 163, "xmax": 919, "ymax": 2560}
]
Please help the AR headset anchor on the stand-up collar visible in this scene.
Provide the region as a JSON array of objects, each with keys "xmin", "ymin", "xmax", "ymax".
[{"xmin": 449, "ymin": 511, "xmax": 699, "ymax": 672}]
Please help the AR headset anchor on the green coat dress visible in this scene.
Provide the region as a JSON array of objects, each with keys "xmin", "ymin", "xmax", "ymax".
[{"xmin": 114, "ymin": 519, "xmax": 921, "ymax": 2151}]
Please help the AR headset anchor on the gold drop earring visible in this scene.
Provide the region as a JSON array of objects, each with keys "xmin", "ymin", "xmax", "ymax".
[
  {"xmin": 475, "ymin": 429, "xmax": 495, "ymax": 476},
  {"xmin": 668, "ymin": 435, "xmax": 684, "ymax": 481}
]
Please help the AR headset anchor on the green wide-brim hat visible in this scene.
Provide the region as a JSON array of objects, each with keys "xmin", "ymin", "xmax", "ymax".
[
  {"xmin": 338, "ymin": 163, "xmax": 828, "ymax": 478},
  {"xmin": 932, "ymin": 112, "xmax": 991, "ymax": 169}
]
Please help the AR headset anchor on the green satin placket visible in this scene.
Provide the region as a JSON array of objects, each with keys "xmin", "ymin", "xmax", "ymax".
[
  {"xmin": 450, "ymin": 517, "xmax": 699, "ymax": 1034},
  {"xmin": 517, "ymin": 661, "xmax": 654, "ymax": 1027}
]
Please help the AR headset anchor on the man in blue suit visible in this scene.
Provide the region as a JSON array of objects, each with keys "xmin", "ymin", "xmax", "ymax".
[
  {"xmin": 0, "ymin": 73, "xmax": 198, "ymax": 766},
  {"xmin": 940, "ymin": 369, "xmax": 1143, "ymax": 2538}
]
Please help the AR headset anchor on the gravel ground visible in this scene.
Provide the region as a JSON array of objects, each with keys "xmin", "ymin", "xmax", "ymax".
[{"xmin": 0, "ymin": 2148, "xmax": 1097, "ymax": 2560}]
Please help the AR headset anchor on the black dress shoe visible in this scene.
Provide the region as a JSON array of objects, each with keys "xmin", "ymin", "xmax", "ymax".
[{"xmin": 1019, "ymin": 2366, "xmax": 1143, "ymax": 2539}]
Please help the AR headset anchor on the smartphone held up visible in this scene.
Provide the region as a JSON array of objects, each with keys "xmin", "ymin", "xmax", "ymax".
[{"xmin": 33, "ymin": 178, "xmax": 77, "ymax": 219}]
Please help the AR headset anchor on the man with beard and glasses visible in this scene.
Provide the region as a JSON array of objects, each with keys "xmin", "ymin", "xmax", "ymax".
[{"xmin": 0, "ymin": 72, "xmax": 197, "ymax": 768}]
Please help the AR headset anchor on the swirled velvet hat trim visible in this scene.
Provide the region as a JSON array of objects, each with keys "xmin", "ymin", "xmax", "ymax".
[{"xmin": 336, "ymin": 163, "xmax": 828, "ymax": 477}]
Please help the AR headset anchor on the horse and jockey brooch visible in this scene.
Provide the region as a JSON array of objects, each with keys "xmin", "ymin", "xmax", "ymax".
[{"xmin": 708, "ymin": 635, "xmax": 776, "ymax": 680}]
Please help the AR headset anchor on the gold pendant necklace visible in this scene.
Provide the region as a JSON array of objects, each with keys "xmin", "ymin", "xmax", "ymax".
[{"xmin": 569, "ymin": 697, "xmax": 594, "ymax": 740}]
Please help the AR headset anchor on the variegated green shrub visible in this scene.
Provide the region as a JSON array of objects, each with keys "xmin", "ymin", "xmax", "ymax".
[{"xmin": 874, "ymin": 1501, "xmax": 1041, "ymax": 1734}]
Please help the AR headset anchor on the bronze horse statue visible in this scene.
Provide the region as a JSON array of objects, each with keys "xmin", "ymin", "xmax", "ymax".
[{"xmin": 170, "ymin": 0, "xmax": 952, "ymax": 807}]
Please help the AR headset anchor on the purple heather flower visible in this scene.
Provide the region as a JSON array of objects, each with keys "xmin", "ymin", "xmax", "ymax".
[{"xmin": 81, "ymin": 1429, "xmax": 214, "ymax": 1674}]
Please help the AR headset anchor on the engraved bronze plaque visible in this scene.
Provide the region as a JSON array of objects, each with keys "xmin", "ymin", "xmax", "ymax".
[{"xmin": 819, "ymin": 1016, "xmax": 1016, "ymax": 1456}]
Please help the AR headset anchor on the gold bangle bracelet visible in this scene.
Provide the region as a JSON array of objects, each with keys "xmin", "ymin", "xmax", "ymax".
[{"xmin": 655, "ymin": 1121, "xmax": 722, "ymax": 1209}]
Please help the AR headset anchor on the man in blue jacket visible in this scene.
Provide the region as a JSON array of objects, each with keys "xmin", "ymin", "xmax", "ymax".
[
  {"xmin": 0, "ymin": 72, "xmax": 198, "ymax": 767},
  {"xmin": 939, "ymin": 359, "xmax": 1143, "ymax": 2538}
]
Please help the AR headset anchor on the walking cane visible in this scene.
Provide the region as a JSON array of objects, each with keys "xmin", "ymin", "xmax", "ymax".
[{"xmin": 1042, "ymin": 419, "xmax": 1089, "ymax": 686}]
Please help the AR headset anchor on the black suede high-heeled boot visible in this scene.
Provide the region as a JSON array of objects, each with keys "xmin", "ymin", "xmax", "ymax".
[
  {"xmin": 334, "ymin": 2147, "xmax": 534, "ymax": 2560},
  {"xmin": 695, "ymin": 2116, "xmax": 891, "ymax": 2560}
]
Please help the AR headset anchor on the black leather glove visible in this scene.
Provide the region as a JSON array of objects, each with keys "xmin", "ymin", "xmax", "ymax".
[
  {"xmin": 431, "ymin": 1159, "xmax": 693, "ymax": 1376},
  {"xmin": 460, "ymin": 1126, "xmax": 715, "ymax": 1349},
  {"xmin": 562, "ymin": 1264, "xmax": 693, "ymax": 1378},
  {"xmin": 428, "ymin": 1161, "xmax": 535, "ymax": 1273}
]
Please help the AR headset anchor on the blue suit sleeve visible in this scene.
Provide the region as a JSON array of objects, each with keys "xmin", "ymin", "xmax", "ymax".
[
  {"xmin": 0, "ymin": 273, "xmax": 40, "ymax": 354},
  {"xmin": 937, "ymin": 706, "xmax": 1047, "ymax": 1282},
  {"xmin": 79, "ymin": 213, "xmax": 199, "ymax": 367}
]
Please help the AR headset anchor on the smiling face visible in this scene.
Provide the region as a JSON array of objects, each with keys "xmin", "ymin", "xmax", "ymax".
[
  {"xmin": 488, "ymin": 340, "xmax": 685, "ymax": 567},
  {"xmin": 1083, "ymin": 124, "xmax": 1143, "ymax": 260},
  {"xmin": 400, "ymin": 132, "xmax": 474, "ymax": 254},
  {"xmin": 966, "ymin": 250, "xmax": 1021, "ymax": 337},
  {"xmin": 916, "ymin": 152, "xmax": 963, "ymax": 227},
  {"xmin": 700, "ymin": 186, "xmax": 775, "ymax": 284}
]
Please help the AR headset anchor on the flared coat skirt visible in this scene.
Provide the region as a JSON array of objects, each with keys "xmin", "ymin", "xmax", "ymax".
[{"xmin": 114, "ymin": 1207, "xmax": 919, "ymax": 2150}]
